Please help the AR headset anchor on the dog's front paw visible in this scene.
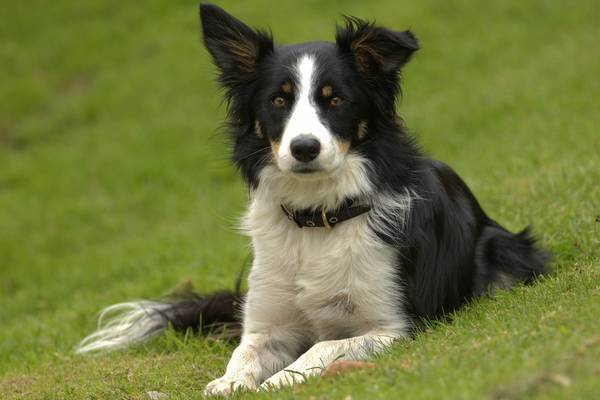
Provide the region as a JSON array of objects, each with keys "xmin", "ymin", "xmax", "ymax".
[
  {"xmin": 259, "ymin": 369, "xmax": 306, "ymax": 391},
  {"xmin": 204, "ymin": 375, "xmax": 256, "ymax": 397}
]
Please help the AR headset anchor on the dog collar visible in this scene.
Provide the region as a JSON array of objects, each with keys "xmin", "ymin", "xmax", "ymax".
[{"xmin": 280, "ymin": 200, "xmax": 371, "ymax": 229}]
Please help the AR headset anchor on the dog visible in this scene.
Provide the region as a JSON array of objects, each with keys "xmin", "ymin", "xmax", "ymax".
[{"xmin": 77, "ymin": 4, "xmax": 548, "ymax": 396}]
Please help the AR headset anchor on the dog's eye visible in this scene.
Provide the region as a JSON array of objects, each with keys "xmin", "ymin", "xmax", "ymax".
[
  {"xmin": 330, "ymin": 96, "xmax": 343, "ymax": 107},
  {"xmin": 272, "ymin": 96, "xmax": 286, "ymax": 107}
]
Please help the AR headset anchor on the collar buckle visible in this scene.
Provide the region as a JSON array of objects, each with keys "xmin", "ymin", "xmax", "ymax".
[{"xmin": 321, "ymin": 208, "xmax": 332, "ymax": 229}]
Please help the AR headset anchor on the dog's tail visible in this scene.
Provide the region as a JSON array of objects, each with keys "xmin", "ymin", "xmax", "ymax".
[
  {"xmin": 474, "ymin": 223, "xmax": 549, "ymax": 294},
  {"xmin": 75, "ymin": 290, "xmax": 243, "ymax": 354},
  {"xmin": 76, "ymin": 262, "xmax": 249, "ymax": 354}
]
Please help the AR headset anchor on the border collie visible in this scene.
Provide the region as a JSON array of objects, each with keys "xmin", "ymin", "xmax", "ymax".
[{"xmin": 77, "ymin": 4, "xmax": 547, "ymax": 396}]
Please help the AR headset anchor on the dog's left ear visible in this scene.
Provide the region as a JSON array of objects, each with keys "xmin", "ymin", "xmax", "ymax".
[
  {"xmin": 200, "ymin": 4, "xmax": 273, "ymax": 87},
  {"xmin": 336, "ymin": 17, "xmax": 419, "ymax": 76}
]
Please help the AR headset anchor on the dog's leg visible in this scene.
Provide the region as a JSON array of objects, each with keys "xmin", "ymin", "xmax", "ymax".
[
  {"xmin": 204, "ymin": 255, "xmax": 308, "ymax": 397},
  {"xmin": 204, "ymin": 332, "xmax": 299, "ymax": 396},
  {"xmin": 259, "ymin": 331, "xmax": 403, "ymax": 390}
]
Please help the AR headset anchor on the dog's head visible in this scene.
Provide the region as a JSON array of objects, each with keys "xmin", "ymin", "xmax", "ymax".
[{"xmin": 199, "ymin": 4, "xmax": 418, "ymax": 187}]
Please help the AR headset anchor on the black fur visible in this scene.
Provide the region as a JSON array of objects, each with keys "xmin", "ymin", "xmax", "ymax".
[
  {"xmin": 159, "ymin": 292, "xmax": 242, "ymax": 337},
  {"xmin": 155, "ymin": 4, "xmax": 548, "ymax": 338}
]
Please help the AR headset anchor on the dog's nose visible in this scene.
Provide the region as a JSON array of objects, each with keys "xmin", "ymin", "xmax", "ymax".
[{"xmin": 290, "ymin": 135, "xmax": 320, "ymax": 162}]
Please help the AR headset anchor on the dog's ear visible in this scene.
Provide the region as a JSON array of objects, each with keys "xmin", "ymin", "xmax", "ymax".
[
  {"xmin": 199, "ymin": 4, "xmax": 273, "ymax": 86},
  {"xmin": 336, "ymin": 17, "xmax": 419, "ymax": 76}
]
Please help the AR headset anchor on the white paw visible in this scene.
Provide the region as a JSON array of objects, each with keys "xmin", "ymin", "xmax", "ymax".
[
  {"xmin": 203, "ymin": 375, "xmax": 256, "ymax": 397},
  {"xmin": 259, "ymin": 369, "xmax": 307, "ymax": 391}
]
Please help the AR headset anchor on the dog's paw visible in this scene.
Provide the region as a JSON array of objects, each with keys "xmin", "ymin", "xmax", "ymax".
[
  {"xmin": 204, "ymin": 375, "xmax": 256, "ymax": 397},
  {"xmin": 259, "ymin": 369, "xmax": 306, "ymax": 391}
]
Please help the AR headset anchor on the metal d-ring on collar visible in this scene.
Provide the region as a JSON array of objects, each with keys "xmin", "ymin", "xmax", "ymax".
[{"xmin": 280, "ymin": 200, "xmax": 371, "ymax": 229}]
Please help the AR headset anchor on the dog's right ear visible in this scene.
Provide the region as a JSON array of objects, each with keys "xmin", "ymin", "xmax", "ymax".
[{"xmin": 199, "ymin": 4, "xmax": 273, "ymax": 87}]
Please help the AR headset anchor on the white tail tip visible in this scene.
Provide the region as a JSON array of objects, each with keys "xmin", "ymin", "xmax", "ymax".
[{"xmin": 76, "ymin": 301, "xmax": 171, "ymax": 354}]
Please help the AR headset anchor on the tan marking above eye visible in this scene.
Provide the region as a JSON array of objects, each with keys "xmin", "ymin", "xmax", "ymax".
[
  {"xmin": 321, "ymin": 85, "xmax": 333, "ymax": 98},
  {"xmin": 272, "ymin": 96, "xmax": 286, "ymax": 107},
  {"xmin": 281, "ymin": 81, "xmax": 293, "ymax": 94}
]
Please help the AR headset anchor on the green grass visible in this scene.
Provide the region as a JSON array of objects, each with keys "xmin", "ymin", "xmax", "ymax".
[{"xmin": 1, "ymin": 0, "xmax": 598, "ymax": 399}]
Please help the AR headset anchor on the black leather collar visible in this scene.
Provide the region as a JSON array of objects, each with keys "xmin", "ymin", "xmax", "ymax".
[{"xmin": 280, "ymin": 199, "xmax": 371, "ymax": 229}]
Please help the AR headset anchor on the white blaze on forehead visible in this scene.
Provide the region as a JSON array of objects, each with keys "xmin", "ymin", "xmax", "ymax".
[
  {"xmin": 296, "ymin": 55, "xmax": 316, "ymax": 101},
  {"xmin": 278, "ymin": 55, "xmax": 337, "ymax": 169}
]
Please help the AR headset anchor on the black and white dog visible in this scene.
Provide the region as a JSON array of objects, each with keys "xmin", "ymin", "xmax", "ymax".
[{"xmin": 77, "ymin": 4, "xmax": 547, "ymax": 396}]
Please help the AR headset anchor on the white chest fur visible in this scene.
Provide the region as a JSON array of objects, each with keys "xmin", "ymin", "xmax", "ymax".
[{"xmin": 242, "ymin": 183, "xmax": 409, "ymax": 341}]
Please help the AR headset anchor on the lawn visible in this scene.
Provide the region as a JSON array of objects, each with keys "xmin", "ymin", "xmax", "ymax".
[{"xmin": 1, "ymin": 0, "xmax": 598, "ymax": 399}]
